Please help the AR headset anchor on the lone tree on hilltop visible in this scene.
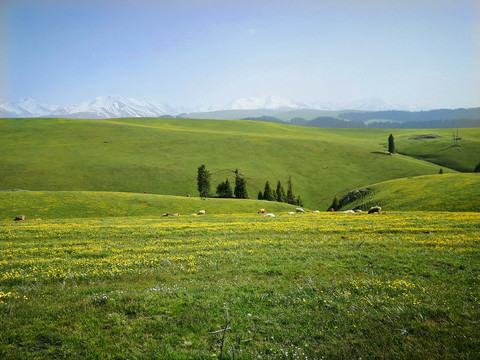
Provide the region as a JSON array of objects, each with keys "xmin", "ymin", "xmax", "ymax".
[
  {"xmin": 234, "ymin": 169, "xmax": 249, "ymax": 199},
  {"xmin": 197, "ymin": 164, "xmax": 211, "ymax": 198},
  {"xmin": 388, "ymin": 134, "xmax": 395, "ymax": 154}
]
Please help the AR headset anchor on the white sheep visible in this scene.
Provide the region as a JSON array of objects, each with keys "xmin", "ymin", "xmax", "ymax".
[
  {"xmin": 263, "ymin": 213, "xmax": 275, "ymax": 217},
  {"xmin": 296, "ymin": 208, "xmax": 306, "ymax": 213},
  {"xmin": 198, "ymin": 210, "xmax": 206, "ymax": 215}
]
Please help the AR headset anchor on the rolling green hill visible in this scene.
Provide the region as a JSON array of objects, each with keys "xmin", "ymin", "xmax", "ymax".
[
  {"xmin": 1, "ymin": 117, "xmax": 478, "ymax": 210},
  {"xmin": 394, "ymin": 128, "xmax": 480, "ymax": 172},
  {"xmin": 0, "ymin": 191, "xmax": 300, "ymax": 220},
  {"xmin": 336, "ymin": 173, "xmax": 480, "ymax": 212}
]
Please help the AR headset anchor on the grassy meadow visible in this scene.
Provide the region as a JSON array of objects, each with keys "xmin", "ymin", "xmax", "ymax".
[
  {"xmin": 2, "ymin": 118, "xmax": 479, "ymax": 209},
  {"xmin": 1, "ymin": 212, "xmax": 479, "ymax": 359},
  {"xmin": 338, "ymin": 173, "xmax": 480, "ymax": 212},
  {"xmin": 1, "ymin": 117, "xmax": 479, "ymax": 359},
  {"xmin": 0, "ymin": 191, "xmax": 300, "ymax": 220}
]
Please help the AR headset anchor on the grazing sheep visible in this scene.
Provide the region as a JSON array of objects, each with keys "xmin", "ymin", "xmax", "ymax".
[
  {"xmin": 189, "ymin": 213, "xmax": 198, "ymax": 216},
  {"xmin": 172, "ymin": 213, "xmax": 180, "ymax": 216},
  {"xmin": 14, "ymin": 215, "xmax": 25, "ymax": 221},
  {"xmin": 312, "ymin": 210, "xmax": 320, "ymax": 213},
  {"xmin": 341, "ymin": 210, "xmax": 355, "ymax": 214},
  {"xmin": 296, "ymin": 208, "xmax": 306, "ymax": 213},
  {"xmin": 368, "ymin": 206, "xmax": 382, "ymax": 214},
  {"xmin": 354, "ymin": 209, "xmax": 363, "ymax": 213},
  {"xmin": 258, "ymin": 209, "xmax": 266, "ymax": 214},
  {"xmin": 198, "ymin": 210, "xmax": 206, "ymax": 215},
  {"xmin": 287, "ymin": 211, "xmax": 295, "ymax": 215},
  {"xmin": 264, "ymin": 213, "xmax": 275, "ymax": 217},
  {"xmin": 162, "ymin": 213, "xmax": 170, "ymax": 217}
]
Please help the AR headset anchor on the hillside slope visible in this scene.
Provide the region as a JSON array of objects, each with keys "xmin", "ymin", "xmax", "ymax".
[
  {"xmin": 0, "ymin": 117, "xmax": 469, "ymax": 209},
  {"xmin": 338, "ymin": 173, "xmax": 480, "ymax": 212},
  {"xmin": 394, "ymin": 128, "xmax": 480, "ymax": 172},
  {"xmin": 0, "ymin": 191, "xmax": 301, "ymax": 220}
]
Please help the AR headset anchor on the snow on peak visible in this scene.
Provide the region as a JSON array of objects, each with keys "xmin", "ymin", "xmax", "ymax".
[
  {"xmin": 226, "ymin": 96, "xmax": 306, "ymax": 110},
  {"xmin": 69, "ymin": 96, "xmax": 170, "ymax": 117},
  {"xmin": 0, "ymin": 95, "xmax": 405, "ymax": 119}
]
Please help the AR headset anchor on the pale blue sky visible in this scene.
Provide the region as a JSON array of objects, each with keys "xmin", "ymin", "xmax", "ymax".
[{"xmin": 1, "ymin": 0, "xmax": 479, "ymax": 109}]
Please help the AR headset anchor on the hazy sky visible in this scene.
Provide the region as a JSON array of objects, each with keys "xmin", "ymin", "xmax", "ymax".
[{"xmin": 2, "ymin": 0, "xmax": 479, "ymax": 109}]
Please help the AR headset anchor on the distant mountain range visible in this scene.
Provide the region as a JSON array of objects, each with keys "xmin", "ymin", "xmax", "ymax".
[
  {"xmin": 0, "ymin": 95, "xmax": 410, "ymax": 119},
  {"xmin": 2, "ymin": 96, "xmax": 479, "ymax": 128},
  {"xmin": 0, "ymin": 96, "xmax": 176, "ymax": 119}
]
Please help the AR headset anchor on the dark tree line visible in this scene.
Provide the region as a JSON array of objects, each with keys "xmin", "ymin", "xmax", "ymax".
[
  {"xmin": 339, "ymin": 108, "xmax": 480, "ymax": 122},
  {"xmin": 243, "ymin": 114, "xmax": 480, "ymax": 129},
  {"xmin": 258, "ymin": 177, "xmax": 303, "ymax": 206},
  {"xmin": 197, "ymin": 165, "xmax": 248, "ymax": 199}
]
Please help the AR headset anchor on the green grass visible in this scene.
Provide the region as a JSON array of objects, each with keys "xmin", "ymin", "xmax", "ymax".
[
  {"xmin": 394, "ymin": 128, "xmax": 480, "ymax": 172},
  {"xmin": 2, "ymin": 118, "xmax": 477, "ymax": 210},
  {"xmin": 1, "ymin": 212, "xmax": 479, "ymax": 359},
  {"xmin": 337, "ymin": 173, "xmax": 480, "ymax": 212},
  {"xmin": 0, "ymin": 191, "xmax": 300, "ymax": 220}
]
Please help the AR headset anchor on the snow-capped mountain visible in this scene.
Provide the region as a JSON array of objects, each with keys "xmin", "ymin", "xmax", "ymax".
[
  {"xmin": 0, "ymin": 97, "xmax": 60, "ymax": 117},
  {"xmin": 0, "ymin": 95, "xmax": 406, "ymax": 119},
  {"xmin": 0, "ymin": 96, "xmax": 177, "ymax": 119},
  {"xmin": 335, "ymin": 98, "xmax": 399, "ymax": 111},
  {"xmin": 225, "ymin": 96, "xmax": 307, "ymax": 110},
  {"xmin": 68, "ymin": 96, "xmax": 173, "ymax": 118}
]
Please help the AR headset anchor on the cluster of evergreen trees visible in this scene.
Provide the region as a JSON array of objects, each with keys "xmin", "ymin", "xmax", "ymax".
[
  {"xmin": 197, "ymin": 165, "xmax": 248, "ymax": 199},
  {"xmin": 197, "ymin": 165, "xmax": 302, "ymax": 205},
  {"xmin": 258, "ymin": 177, "xmax": 303, "ymax": 206}
]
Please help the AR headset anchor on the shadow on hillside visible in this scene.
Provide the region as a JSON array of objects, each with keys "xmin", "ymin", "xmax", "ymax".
[{"xmin": 371, "ymin": 151, "xmax": 390, "ymax": 155}]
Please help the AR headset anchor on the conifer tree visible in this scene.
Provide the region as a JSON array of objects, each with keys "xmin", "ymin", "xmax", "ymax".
[
  {"xmin": 197, "ymin": 164, "xmax": 211, "ymax": 198},
  {"xmin": 263, "ymin": 180, "xmax": 275, "ymax": 201},
  {"xmin": 286, "ymin": 176, "xmax": 295, "ymax": 204},
  {"xmin": 258, "ymin": 191, "xmax": 263, "ymax": 200},
  {"xmin": 439, "ymin": 168, "xmax": 443, "ymax": 174},
  {"xmin": 474, "ymin": 162, "xmax": 480, "ymax": 173},
  {"xmin": 388, "ymin": 134, "xmax": 395, "ymax": 154},
  {"xmin": 276, "ymin": 180, "xmax": 286, "ymax": 203},
  {"xmin": 225, "ymin": 179, "xmax": 233, "ymax": 197},
  {"xmin": 328, "ymin": 196, "xmax": 339, "ymax": 211},
  {"xmin": 216, "ymin": 178, "xmax": 233, "ymax": 198},
  {"xmin": 234, "ymin": 169, "xmax": 249, "ymax": 199},
  {"xmin": 295, "ymin": 195, "xmax": 304, "ymax": 207}
]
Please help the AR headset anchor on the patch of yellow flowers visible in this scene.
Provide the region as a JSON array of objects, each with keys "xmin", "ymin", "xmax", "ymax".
[{"xmin": 0, "ymin": 211, "xmax": 478, "ymax": 284}]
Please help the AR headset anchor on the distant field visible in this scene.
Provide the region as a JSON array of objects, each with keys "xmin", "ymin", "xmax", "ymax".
[
  {"xmin": 1, "ymin": 212, "xmax": 479, "ymax": 359},
  {"xmin": 394, "ymin": 129, "xmax": 480, "ymax": 172},
  {"xmin": 2, "ymin": 118, "xmax": 477, "ymax": 210}
]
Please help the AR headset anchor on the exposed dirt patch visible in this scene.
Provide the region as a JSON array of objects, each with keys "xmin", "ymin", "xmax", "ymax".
[{"xmin": 410, "ymin": 134, "xmax": 439, "ymax": 140}]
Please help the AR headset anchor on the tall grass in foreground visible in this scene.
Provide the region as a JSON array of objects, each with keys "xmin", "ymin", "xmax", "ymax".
[{"xmin": 1, "ymin": 212, "xmax": 479, "ymax": 359}]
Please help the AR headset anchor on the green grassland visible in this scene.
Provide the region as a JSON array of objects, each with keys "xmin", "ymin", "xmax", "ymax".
[
  {"xmin": 0, "ymin": 191, "xmax": 299, "ymax": 220},
  {"xmin": 1, "ymin": 117, "xmax": 480, "ymax": 359},
  {"xmin": 1, "ymin": 212, "xmax": 479, "ymax": 359},
  {"xmin": 2, "ymin": 118, "xmax": 478, "ymax": 210},
  {"xmin": 337, "ymin": 173, "xmax": 480, "ymax": 212},
  {"xmin": 394, "ymin": 128, "xmax": 480, "ymax": 172}
]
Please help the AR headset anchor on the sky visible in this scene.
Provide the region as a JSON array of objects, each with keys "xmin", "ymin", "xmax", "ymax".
[{"xmin": 1, "ymin": 0, "xmax": 479, "ymax": 109}]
